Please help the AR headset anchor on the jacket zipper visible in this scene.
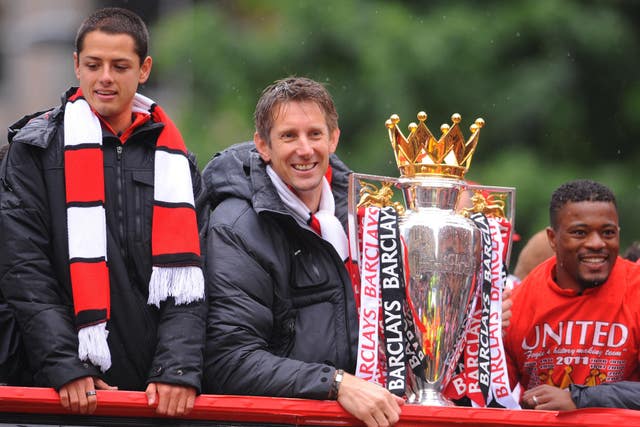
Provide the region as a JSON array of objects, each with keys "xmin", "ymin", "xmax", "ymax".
[{"xmin": 115, "ymin": 144, "xmax": 128, "ymax": 262}]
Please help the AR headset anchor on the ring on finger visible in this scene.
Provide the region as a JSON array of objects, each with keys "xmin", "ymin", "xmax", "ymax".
[
  {"xmin": 532, "ymin": 395, "xmax": 539, "ymax": 406},
  {"xmin": 85, "ymin": 390, "xmax": 97, "ymax": 397}
]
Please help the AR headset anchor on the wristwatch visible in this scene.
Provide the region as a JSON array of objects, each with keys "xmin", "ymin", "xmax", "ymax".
[{"xmin": 329, "ymin": 369, "xmax": 344, "ymax": 399}]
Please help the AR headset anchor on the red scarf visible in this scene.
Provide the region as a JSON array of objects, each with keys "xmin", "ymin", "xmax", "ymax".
[{"xmin": 64, "ymin": 89, "xmax": 204, "ymax": 372}]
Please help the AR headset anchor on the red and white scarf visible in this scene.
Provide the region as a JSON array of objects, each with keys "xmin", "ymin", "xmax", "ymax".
[
  {"xmin": 266, "ymin": 165, "xmax": 349, "ymax": 260},
  {"xmin": 64, "ymin": 90, "xmax": 204, "ymax": 372}
]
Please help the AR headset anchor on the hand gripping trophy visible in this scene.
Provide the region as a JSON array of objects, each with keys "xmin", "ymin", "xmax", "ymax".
[{"xmin": 347, "ymin": 112, "xmax": 518, "ymax": 407}]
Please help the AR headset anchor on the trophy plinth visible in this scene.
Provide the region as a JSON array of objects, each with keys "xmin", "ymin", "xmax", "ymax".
[{"xmin": 410, "ymin": 388, "xmax": 455, "ymax": 407}]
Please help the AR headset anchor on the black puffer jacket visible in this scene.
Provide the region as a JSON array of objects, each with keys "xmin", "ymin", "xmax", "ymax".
[
  {"xmin": 0, "ymin": 89, "xmax": 207, "ymax": 391},
  {"xmin": 202, "ymin": 142, "xmax": 358, "ymax": 399}
]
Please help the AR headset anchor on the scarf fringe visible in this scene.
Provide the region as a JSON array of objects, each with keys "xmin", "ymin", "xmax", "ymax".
[
  {"xmin": 148, "ymin": 266, "xmax": 205, "ymax": 307},
  {"xmin": 78, "ymin": 323, "xmax": 111, "ymax": 373}
]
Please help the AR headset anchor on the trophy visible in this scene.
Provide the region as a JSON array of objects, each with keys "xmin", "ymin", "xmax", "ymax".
[{"xmin": 348, "ymin": 112, "xmax": 515, "ymax": 406}]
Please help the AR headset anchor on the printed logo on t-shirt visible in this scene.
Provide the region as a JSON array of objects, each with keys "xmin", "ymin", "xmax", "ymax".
[{"xmin": 520, "ymin": 320, "xmax": 632, "ymax": 387}]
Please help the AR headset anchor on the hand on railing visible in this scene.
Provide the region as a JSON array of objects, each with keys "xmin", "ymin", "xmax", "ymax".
[
  {"xmin": 522, "ymin": 385, "xmax": 576, "ymax": 411},
  {"xmin": 337, "ymin": 373, "xmax": 404, "ymax": 427},
  {"xmin": 145, "ymin": 382, "xmax": 196, "ymax": 416},
  {"xmin": 58, "ymin": 376, "xmax": 117, "ymax": 414}
]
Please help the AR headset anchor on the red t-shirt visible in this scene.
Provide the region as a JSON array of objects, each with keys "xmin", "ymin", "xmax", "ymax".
[{"xmin": 504, "ymin": 256, "xmax": 640, "ymax": 390}]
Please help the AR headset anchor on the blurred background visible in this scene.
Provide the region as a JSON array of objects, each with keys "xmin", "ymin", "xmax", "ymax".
[{"xmin": 1, "ymin": 0, "xmax": 639, "ymax": 265}]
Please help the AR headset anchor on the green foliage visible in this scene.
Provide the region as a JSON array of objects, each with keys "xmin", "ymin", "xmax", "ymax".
[{"xmin": 152, "ymin": 0, "xmax": 640, "ymax": 262}]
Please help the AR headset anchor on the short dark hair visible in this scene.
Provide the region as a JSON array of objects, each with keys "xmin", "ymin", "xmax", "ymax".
[
  {"xmin": 623, "ymin": 241, "xmax": 640, "ymax": 262},
  {"xmin": 75, "ymin": 7, "xmax": 149, "ymax": 64},
  {"xmin": 254, "ymin": 76, "xmax": 339, "ymax": 144},
  {"xmin": 549, "ymin": 179, "xmax": 617, "ymax": 229}
]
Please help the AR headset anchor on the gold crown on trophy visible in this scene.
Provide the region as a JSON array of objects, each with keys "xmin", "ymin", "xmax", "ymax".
[{"xmin": 386, "ymin": 112, "xmax": 485, "ymax": 179}]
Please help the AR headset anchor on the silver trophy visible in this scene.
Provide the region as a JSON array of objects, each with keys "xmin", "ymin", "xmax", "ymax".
[{"xmin": 348, "ymin": 112, "xmax": 515, "ymax": 406}]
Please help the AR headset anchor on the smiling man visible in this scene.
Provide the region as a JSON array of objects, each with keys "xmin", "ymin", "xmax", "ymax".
[
  {"xmin": 503, "ymin": 179, "xmax": 640, "ymax": 410},
  {"xmin": 0, "ymin": 8, "xmax": 206, "ymax": 417},
  {"xmin": 201, "ymin": 77, "xmax": 404, "ymax": 427}
]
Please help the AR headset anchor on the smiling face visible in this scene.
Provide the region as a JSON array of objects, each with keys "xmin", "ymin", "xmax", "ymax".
[
  {"xmin": 74, "ymin": 30, "xmax": 152, "ymax": 134},
  {"xmin": 255, "ymin": 100, "xmax": 339, "ymax": 212},
  {"xmin": 547, "ymin": 201, "xmax": 620, "ymax": 292}
]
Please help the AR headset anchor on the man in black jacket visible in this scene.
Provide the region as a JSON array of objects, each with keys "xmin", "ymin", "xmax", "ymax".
[
  {"xmin": 202, "ymin": 77, "xmax": 404, "ymax": 427},
  {"xmin": 0, "ymin": 8, "xmax": 206, "ymax": 416},
  {"xmin": 0, "ymin": 143, "xmax": 27, "ymax": 387}
]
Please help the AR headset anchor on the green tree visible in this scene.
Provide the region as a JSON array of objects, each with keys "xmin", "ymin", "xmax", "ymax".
[{"xmin": 152, "ymin": 0, "xmax": 640, "ymax": 262}]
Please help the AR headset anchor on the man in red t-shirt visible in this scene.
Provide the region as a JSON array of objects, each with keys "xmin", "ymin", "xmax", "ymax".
[{"xmin": 503, "ymin": 179, "xmax": 640, "ymax": 410}]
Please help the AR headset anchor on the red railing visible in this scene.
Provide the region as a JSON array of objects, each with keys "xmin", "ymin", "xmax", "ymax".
[{"xmin": 0, "ymin": 386, "xmax": 639, "ymax": 426}]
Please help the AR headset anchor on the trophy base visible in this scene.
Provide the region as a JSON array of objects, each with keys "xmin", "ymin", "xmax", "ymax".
[{"xmin": 407, "ymin": 389, "xmax": 455, "ymax": 406}]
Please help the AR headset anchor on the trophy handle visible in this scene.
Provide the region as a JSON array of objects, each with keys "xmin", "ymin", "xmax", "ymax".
[
  {"xmin": 348, "ymin": 172, "xmax": 401, "ymax": 266},
  {"xmin": 463, "ymin": 184, "xmax": 516, "ymax": 268}
]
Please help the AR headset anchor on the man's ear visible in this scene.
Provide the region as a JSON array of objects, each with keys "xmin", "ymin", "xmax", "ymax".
[
  {"xmin": 254, "ymin": 131, "xmax": 271, "ymax": 163},
  {"xmin": 73, "ymin": 52, "xmax": 80, "ymax": 80},
  {"xmin": 329, "ymin": 128, "xmax": 340, "ymax": 154},
  {"xmin": 546, "ymin": 226, "xmax": 557, "ymax": 253},
  {"xmin": 139, "ymin": 56, "xmax": 152, "ymax": 84}
]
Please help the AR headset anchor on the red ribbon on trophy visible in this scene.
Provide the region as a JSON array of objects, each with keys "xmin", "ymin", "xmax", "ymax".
[
  {"xmin": 354, "ymin": 205, "xmax": 427, "ymax": 395},
  {"xmin": 444, "ymin": 212, "xmax": 520, "ymax": 408}
]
